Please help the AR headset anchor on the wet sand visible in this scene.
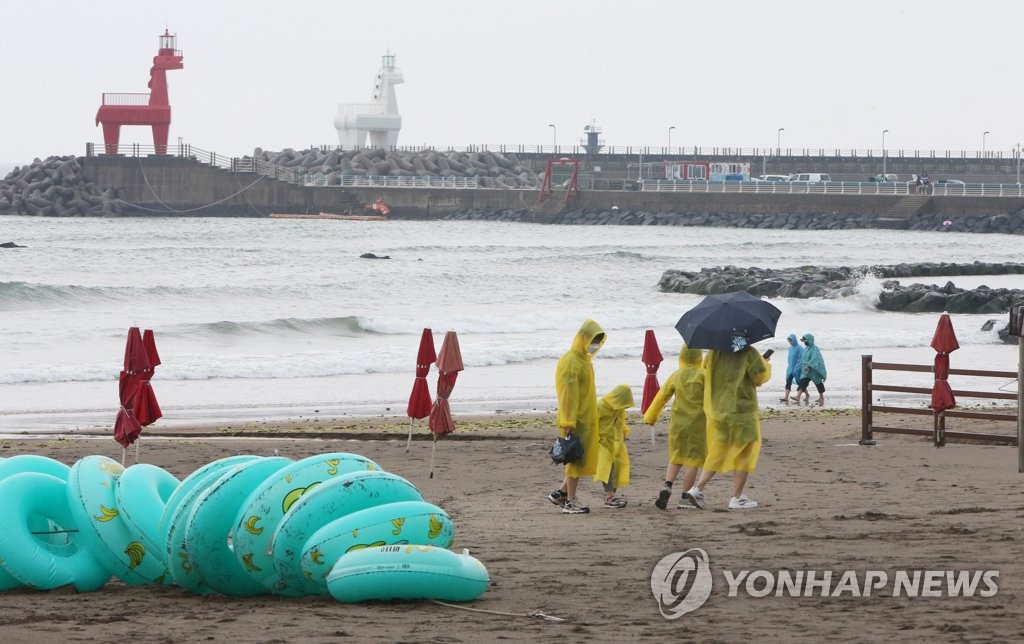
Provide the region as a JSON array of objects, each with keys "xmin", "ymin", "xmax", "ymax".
[{"xmin": 0, "ymin": 408, "xmax": 1020, "ymax": 643}]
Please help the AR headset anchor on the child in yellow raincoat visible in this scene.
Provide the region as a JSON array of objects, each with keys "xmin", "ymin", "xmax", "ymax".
[
  {"xmin": 643, "ymin": 344, "xmax": 706, "ymax": 510},
  {"xmin": 593, "ymin": 384, "xmax": 634, "ymax": 509},
  {"xmin": 548, "ymin": 319, "xmax": 606, "ymax": 515},
  {"xmin": 681, "ymin": 343, "xmax": 771, "ymax": 510}
]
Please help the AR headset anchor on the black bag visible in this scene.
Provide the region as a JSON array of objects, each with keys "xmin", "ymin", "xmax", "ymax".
[{"xmin": 550, "ymin": 433, "xmax": 584, "ymax": 464}]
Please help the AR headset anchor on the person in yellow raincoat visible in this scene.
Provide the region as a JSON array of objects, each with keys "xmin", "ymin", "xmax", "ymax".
[
  {"xmin": 593, "ymin": 384, "xmax": 634, "ymax": 509},
  {"xmin": 548, "ymin": 319, "xmax": 606, "ymax": 515},
  {"xmin": 681, "ymin": 341, "xmax": 771, "ymax": 510},
  {"xmin": 643, "ymin": 343, "xmax": 706, "ymax": 510}
]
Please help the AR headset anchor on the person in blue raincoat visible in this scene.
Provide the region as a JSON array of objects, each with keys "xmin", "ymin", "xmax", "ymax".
[
  {"xmin": 779, "ymin": 333, "xmax": 804, "ymax": 404},
  {"xmin": 796, "ymin": 333, "xmax": 827, "ymax": 406},
  {"xmin": 548, "ymin": 319, "xmax": 606, "ymax": 515}
]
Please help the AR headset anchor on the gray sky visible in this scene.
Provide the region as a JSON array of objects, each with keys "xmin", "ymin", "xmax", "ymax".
[{"xmin": 1, "ymin": 0, "xmax": 1021, "ymax": 165}]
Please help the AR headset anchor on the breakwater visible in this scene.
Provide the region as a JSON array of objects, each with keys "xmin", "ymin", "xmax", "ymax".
[{"xmin": 657, "ymin": 262, "xmax": 1024, "ymax": 340}]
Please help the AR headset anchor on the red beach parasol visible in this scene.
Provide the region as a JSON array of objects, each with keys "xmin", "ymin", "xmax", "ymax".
[
  {"xmin": 427, "ymin": 331, "xmax": 464, "ymax": 477},
  {"xmin": 929, "ymin": 313, "xmax": 960, "ymax": 446},
  {"xmin": 405, "ymin": 328, "xmax": 436, "ymax": 452},
  {"xmin": 641, "ymin": 330, "xmax": 664, "ymax": 445},
  {"xmin": 113, "ymin": 327, "xmax": 162, "ymax": 462}
]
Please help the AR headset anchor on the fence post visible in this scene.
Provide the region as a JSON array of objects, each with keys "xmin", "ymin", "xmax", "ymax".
[
  {"xmin": 1019, "ymin": 334, "xmax": 1023, "ymax": 472},
  {"xmin": 860, "ymin": 355, "xmax": 875, "ymax": 444}
]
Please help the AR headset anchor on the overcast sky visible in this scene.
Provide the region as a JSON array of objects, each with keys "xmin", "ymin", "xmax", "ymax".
[{"xmin": 1, "ymin": 0, "xmax": 1021, "ymax": 165}]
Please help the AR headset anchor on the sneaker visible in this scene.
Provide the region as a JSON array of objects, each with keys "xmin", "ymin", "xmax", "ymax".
[
  {"xmin": 548, "ymin": 489, "xmax": 567, "ymax": 507},
  {"xmin": 682, "ymin": 486, "xmax": 705, "ymax": 510},
  {"xmin": 655, "ymin": 486, "xmax": 671, "ymax": 510},
  {"xmin": 562, "ymin": 499, "xmax": 590, "ymax": 514},
  {"xmin": 677, "ymin": 496, "xmax": 698, "ymax": 509},
  {"xmin": 728, "ymin": 495, "xmax": 759, "ymax": 510},
  {"xmin": 603, "ymin": 496, "xmax": 627, "ymax": 509}
]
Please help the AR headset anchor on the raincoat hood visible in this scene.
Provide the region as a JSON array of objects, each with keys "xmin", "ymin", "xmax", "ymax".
[
  {"xmin": 601, "ymin": 384, "xmax": 634, "ymax": 411},
  {"xmin": 801, "ymin": 333, "xmax": 815, "ymax": 346},
  {"xmin": 571, "ymin": 319, "xmax": 607, "ymax": 356},
  {"xmin": 788, "ymin": 333, "xmax": 798, "ymax": 345},
  {"xmin": 678, "ymin": 344, "xmax": 704, "ymax": 368}
]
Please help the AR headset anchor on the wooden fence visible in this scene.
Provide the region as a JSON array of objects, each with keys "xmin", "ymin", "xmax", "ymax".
[{"xmin": 860, "ymin": 354, "xmax": 1018, "ymax": 447}]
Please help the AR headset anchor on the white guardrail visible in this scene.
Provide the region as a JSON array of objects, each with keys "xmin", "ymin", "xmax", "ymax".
[
  {"xmin": 640, "ymin": 180, "xmax": 1024, "ymax": 198},
  {"xmin": 302, "ymin": 174, "xmax": 483, "ymax": 189}
]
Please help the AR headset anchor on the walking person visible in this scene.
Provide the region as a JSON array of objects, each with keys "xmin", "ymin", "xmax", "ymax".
[
  {"xmin": 682, "ymin": 339, "xmax": 771, "ymax": 510},
  {"xmin": 796, "ymin": 333, "xmax": 827, "ymax": 406},
  {"xmin": 643, "ymin": 343, "xmax": 707, "ymax": 510},
  {"xmin": 779, "ymin": 333, "xmax": 804, "ymax": 404},
  {"xmin": 548, "ymin": 319, "xmax": 606, "ymax": 514},
  {"xmin": 593, "ymin": 384, "xmax": 634, "ymax": 509}
]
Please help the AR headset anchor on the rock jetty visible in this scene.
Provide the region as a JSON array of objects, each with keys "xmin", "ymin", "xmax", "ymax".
[
  {"xmin": 658, "ymin": 262, "xmax": 1024, "ymax": 314},
  {"xmin": 247, "ymin": 147, "xmax": 542, "ymax": 189},
  {"xmin": 0, "ymin": 156, "xmax": 124, "ymax": 216}
]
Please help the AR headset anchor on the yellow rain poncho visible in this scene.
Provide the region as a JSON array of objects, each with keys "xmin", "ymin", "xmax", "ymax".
[
  {"xmin": 642, "ymin": 344, "xmax": 706, "ymax": 468},
  {"xmin": 555, "ymin": 319, "xmax": 606, "ymax": 478},
  {"xmin": 702, "ymin": 346, "xmax": 771, "ymax": 473},
  {"xmin": 594, "ymin": 384, "xmax": 634, "ymax": 488}
]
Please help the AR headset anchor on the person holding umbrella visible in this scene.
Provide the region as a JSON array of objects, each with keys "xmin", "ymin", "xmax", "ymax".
[
  {"xmin": 643, "ymin": 343, "xmax": 707, "ymax": 510},
  {"xmin": 795, "ymin": 333, "xmax": 827, "ymax": 406},
  {"xmin": 681, "ymin": 336, "xmax": 772, "ymax": 510},
  {"xmin": 548, "ymin": 319, "xmax": 606, "ymax": 515}
]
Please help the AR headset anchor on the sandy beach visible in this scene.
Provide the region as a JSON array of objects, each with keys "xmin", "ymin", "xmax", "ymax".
[{"xmin": 0, "ymin": 407, "xmax": 1021, "ymax": 643}]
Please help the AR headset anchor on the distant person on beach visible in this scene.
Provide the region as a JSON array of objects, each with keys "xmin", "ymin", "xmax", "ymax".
[
  {"xmin": 779, "ymin": 333, "xmax": 804, "ymax": 404},
  {"xmin": 643, "ymin": 343, "xmax": 707, "ymax": 510},
  {"xmin": 593, "ymin": 384, "xmax": 635, "ymax": 509},
  {"xmin": 681, "ymin": 338, "xmax": 771, "ymax": 510},
  {"xmin": 796, "ymin": 333, "xmax": 827, "ymax": 406},
  {"xmin": 548, "ymin": 319, "xmax": 606, "ymax": 515}
]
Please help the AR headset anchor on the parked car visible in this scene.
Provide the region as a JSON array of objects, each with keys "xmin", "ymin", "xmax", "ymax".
[
  {"xmin": 869, "ymin": 173, "xmax": 899, "ymax": 182},
  {"xmin": 789, "ymin": 173, "xmax": 832, "ymax": 182},
  {"xmin": 755, "ymin": 174, "xmax": 790, "ymax": 182},
  {"xmin": 934, "ymin": 179, "xmax": 966, "ymax": 186}
]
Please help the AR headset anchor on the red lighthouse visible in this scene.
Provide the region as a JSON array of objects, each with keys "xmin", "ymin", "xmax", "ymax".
[{"xmin": 95, "ymin": 29, "xmax": 184, "ymax": 155}]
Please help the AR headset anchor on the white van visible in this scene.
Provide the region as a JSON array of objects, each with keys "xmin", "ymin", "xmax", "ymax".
[{"xmin": 789, "ymin": 173, "xmax": 832, "ymax": 182}]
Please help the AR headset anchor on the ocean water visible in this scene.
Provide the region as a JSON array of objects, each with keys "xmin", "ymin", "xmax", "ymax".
[{"xmin": 0, "ymin": 215, "xmax": 1020, "ymax": 433}]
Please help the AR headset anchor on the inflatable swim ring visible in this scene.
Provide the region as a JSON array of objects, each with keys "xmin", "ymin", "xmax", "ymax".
[
  {"xmin": 113, "ymin": 463, "xmax": 181, "ymax": 584},
  {"xmin": 231, "ymin": 453, "xmax": 383, "ymax": 596},
  {"xmin": 299, "ymin": 500, "xmax": 454, "ymax": 593},
  {"xmin": 0, "ymin": 471, "xmax": 110, "ymax": 591},
  {"xmin": 182, "ymin": 456, "xmax": 292, "ymax": 596},
  {"xmin": 269, "ymin": 470, "xmax": 423, "ymax": 597},
  {"xmin": 326, "ymin": 545, "xmax": 489, "ymax": 603}
]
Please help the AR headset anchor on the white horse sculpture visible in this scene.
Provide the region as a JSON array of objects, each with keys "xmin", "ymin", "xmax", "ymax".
[{"xmin": 334, "ymin": 53, "xmax": 404, "ymax": 149}]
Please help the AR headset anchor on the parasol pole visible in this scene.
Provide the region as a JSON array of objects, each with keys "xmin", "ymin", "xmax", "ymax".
[
  {"xmin": 429, "ymin": 434, "xmax": 437, "ymax": 479},
  {"xmin": 121, "ymin": 447, "xmax": 127, "ymax": 466},
  {"xmin": 650, "ymin": 425, "xmax": 655, "ymax": 447},
  {"xmin": 135, "ymin": 437, "xmax": 141, "ymax": 463},
  {"xmin": 406, "ymin": 418, "xmax": 414, "ymax": 453}
]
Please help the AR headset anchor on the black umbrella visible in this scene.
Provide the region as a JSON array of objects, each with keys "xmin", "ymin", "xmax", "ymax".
[{"xmin": 675, "ymin": 291, "xmax": 782, "ymax": 352}]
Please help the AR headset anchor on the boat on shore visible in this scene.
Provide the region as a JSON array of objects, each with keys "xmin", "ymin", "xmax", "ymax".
[{"xmin": 267, "ymin": 213, "xmax": 387, "ymax": 221}]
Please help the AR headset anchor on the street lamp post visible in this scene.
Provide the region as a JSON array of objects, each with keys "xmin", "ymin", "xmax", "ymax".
[
  {"xmin": 983, "ymin": 131, "xmax": 990, "ymax": 158},
  {"xmin": 548, "ymin": 124, "xmax": 556, "ymax": 149},
  {"xmin": 777, "ymin": 128, "xmax": 784, "ymax": 156},
  {"xmin": 668, "ymin": 125, "xmax": 676, "ymax": 152},
  {"xmin": 882, "ymin": 129, "xmax": 889, "ymax": 178},
  {"xmin": 1016, "ymin": 143, "xmax": 1021, "ymax": 185}
]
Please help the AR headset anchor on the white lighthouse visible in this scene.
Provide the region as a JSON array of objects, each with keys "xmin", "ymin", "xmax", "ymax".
[{"xmin": 334, "ymin": 52, "xmax": 404, "ymax": 149}]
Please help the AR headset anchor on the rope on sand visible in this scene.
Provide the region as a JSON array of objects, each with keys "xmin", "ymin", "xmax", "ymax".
[{"xmin": 430, "ymin": 599, "xmax": 565, "ymax": 622}]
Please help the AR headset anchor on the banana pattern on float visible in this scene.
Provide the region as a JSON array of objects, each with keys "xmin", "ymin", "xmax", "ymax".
[
  {"xmin": 96, "ymin": 504, "xmax": 119, "ymax": 522},
  {"xmin": 243, "ymin": 515, "xmax": 263, "ymax": 535},
  {"xmin": 124, "ymin": 541, "xmax": 146, "ymax": 569}
]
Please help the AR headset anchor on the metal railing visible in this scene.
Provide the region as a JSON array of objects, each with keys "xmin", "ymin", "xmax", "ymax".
[
  {"xmin": 639, "ymin": 180, "xmax": 1024, "ymax": 197},
  {"xmin": 99, "ymin": 93, "xmax": 150, "ymax": 106},
  {"xmin": 303, "ymin": 174, "xmax": 483, "ymax": 189}
]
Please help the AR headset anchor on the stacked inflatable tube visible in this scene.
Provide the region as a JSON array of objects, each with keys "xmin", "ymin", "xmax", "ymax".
[{"xmin": 0, "ymin": 452, "xmax": 487, "ymax": 602}]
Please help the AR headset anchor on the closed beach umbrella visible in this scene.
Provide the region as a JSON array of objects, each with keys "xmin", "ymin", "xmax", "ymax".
[
  {"xmin": 676, "ymin": 291, "xmax": 781, "ymax": 352},
  {"xmin": 640, "ymin": 329, "xmax": 664, "ymax": 413},
  {"xmin": 112, "ymin": 327, "xmax": 162, "ymax": 462},
  {"xmin": 427, "ymin": 331, "xmax": 464, "ymax": 478},
  {"xmin": 929, "ymin": 313, "xmax": 959, "ymax": 413},
  {"xmin": 406, "ymin": 328, "xmax": 436, "ymax": 452}
]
